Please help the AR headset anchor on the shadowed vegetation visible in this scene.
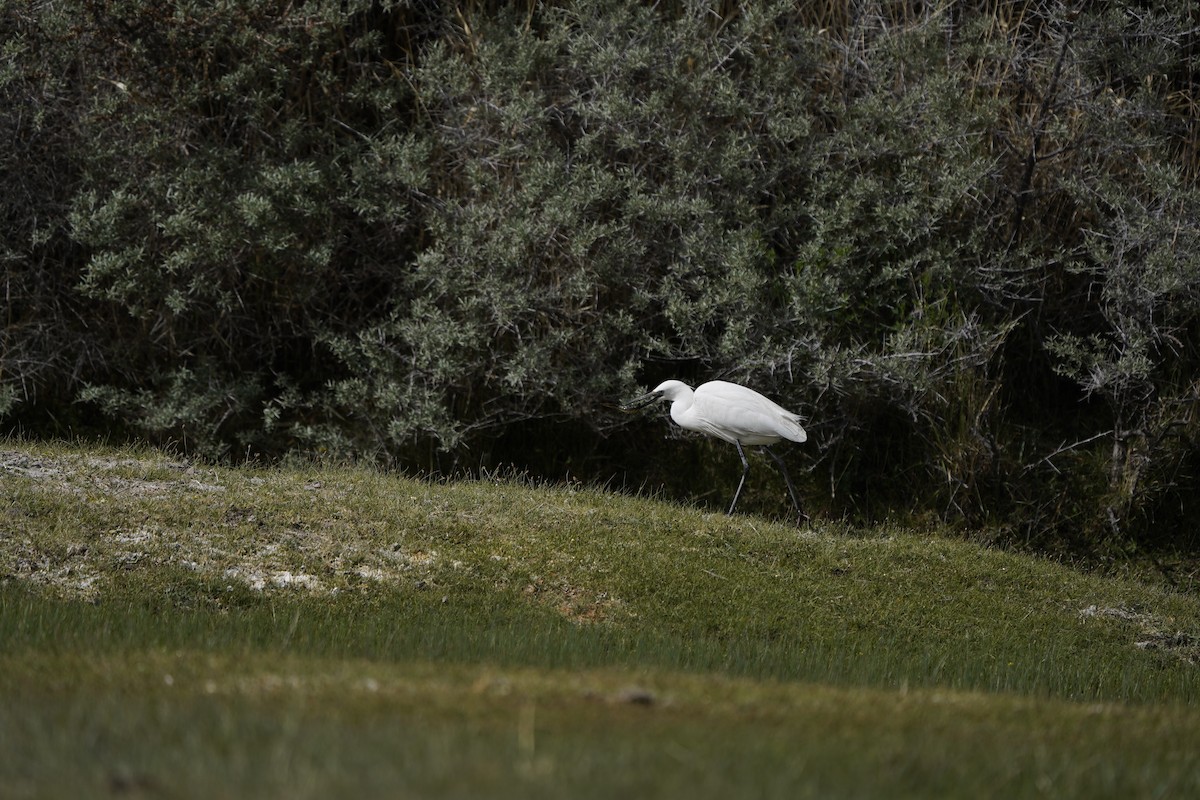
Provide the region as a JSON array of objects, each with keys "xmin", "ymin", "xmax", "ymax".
[{"xmin": 3, "ymin": 1, "xmax": 1199, "ymax": 559}]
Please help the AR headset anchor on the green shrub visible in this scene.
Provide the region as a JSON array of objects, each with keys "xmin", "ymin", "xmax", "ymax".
[{"xmin": 2, "ymin": 0, "xmax": 1198, "ymax": 555}]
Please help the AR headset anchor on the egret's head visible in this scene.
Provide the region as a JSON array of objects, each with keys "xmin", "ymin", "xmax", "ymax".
[
  {"xmin": 651, "ymin": 380, "xmax": 691, "ymax": 400},
  {"xmin": 620, "ymin": 380, "xmax": 691, "ymax": 412}
]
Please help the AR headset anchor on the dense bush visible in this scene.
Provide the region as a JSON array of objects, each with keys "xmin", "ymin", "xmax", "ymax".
[{"xmin": 2, "ymin": 0, "xmax": 1198, "ymax": 557}]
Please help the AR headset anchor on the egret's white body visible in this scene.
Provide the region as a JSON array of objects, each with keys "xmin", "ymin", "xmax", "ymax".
[
  {"xmin": 655, "ymin": 380, "xmax": 807, "ymax": 447},
  {"xmin": 623, "ymin": 380, "xmax": 808, "ymax": 521}
]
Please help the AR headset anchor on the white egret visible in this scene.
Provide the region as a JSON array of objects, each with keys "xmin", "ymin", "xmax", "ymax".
[{"xmin": 623, "ymin": 380, "xmax": 807, "ymax": 521}]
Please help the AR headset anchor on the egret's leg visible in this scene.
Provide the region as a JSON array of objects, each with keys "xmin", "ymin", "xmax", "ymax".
[
  {"xmin": 764, "ymin": 447, "xmax": 807, "ymax": 524},
  {"xmin": 728, "ymin": 440, "xmax": 751, "ymax": 515}
]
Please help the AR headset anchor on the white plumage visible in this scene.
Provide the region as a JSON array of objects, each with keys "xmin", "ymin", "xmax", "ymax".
[
  {"xmin": 656, "ymin": 380, "xmax": 807, "ymax": 446},
  {"xmin": 623, "ymin": 379, "xmax": 808, "ymax": 521}
]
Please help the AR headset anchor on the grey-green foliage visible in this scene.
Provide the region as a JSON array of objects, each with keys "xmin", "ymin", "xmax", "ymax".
[
  {"xmin": 39, "ymin": 0, "xmax": 421, "ymax": 456},
  {"xmin": 320, "ymin": 4, "xmax": 824, "ymax": 451},
  {"xmin": 1049, "ymin": 162, "xmax": 1200, "ymax": 535},
  {"xmin": 2, "ymin": 0, "xmax": 1198, "ymax": 549},
  {"xmin": 1012, "ymin": 5, "xmax": 1200, "ymax": 540},
  {"xmin": 1, "ymin": 2, "xmax": 89, "ymax": 418}
]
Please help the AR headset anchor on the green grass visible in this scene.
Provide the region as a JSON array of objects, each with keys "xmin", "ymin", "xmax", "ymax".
[{"xmin": 2, "ymin": 439, "xmax": 1199, "ymax": 798}]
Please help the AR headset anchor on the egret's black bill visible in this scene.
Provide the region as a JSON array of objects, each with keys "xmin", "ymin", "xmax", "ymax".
[{"xmin": 620, "ymin": 390, "xmax": 662, "ymax": 412}]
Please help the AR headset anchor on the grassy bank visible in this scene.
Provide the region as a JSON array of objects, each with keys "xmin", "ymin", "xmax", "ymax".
[{"xmin": 2, "ymin": 439, "xmax": 1198, "ymax": 797}]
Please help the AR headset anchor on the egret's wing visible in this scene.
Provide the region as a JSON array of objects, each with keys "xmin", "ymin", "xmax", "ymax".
[{"xmin": 692, "ymin": 382, "xmax": 807, "ymax": 444}]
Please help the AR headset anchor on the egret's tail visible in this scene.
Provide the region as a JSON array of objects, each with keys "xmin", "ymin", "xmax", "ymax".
[{"xmin": 780, "ymin": 413, "xmax": 807, "ymax": 443}]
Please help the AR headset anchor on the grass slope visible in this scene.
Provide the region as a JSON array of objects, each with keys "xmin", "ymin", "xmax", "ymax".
[{"xmin": 2, "ymin": 439, "xmax": 1199, "ymax": 798}]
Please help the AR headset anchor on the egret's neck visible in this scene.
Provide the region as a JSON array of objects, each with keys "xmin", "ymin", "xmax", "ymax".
[{"xmin": 668, "ymin": 387, "xmax": 695, "ymax": 426}]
